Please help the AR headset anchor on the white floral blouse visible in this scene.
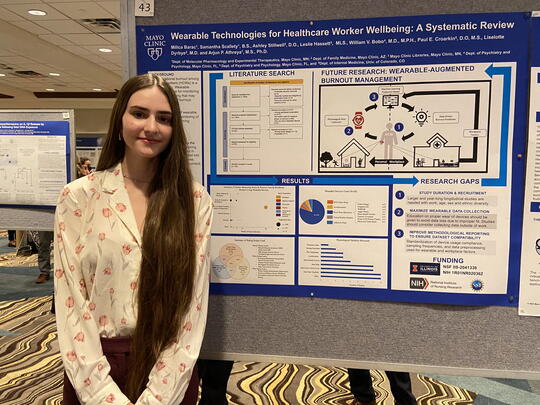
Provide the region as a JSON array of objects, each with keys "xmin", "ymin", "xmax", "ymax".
[{"xmin": 54, "ymin": 163, "xmax": 213, "ymax": 405}]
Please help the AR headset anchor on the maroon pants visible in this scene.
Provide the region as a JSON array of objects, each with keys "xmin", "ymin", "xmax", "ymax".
[{"xmin": 62, "ymin": 337, "xmax": 199, "ymax": 404}]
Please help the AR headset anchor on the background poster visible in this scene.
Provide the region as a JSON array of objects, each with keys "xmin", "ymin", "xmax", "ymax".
[
  {"xmin": 519, "ymin": 14, "xmax": 540, "ymax": 316},
  {"xmin": 0, "ymin": 120, "xmax": 70, "ymax": 207}
]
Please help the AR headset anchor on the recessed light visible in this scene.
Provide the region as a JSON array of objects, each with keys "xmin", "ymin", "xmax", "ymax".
[
  {"xmin": 28, "ymin": 9, "xmax": 47, "ymax": 16},
  {"xmin": 49, "ymin": 73, "xmax": 60, "ymax": 76},
  {"xmin": 99, "ymin": 48, "xmax": 112, "ymax": 53},
  {"xmin": 46, "ymin": 88, "xmax": 55, "ymax": 92},
  {"xmin": 92, "ymin": 88, "xmax": 102, "ymax": 91},
  {"xmin": 0, "ymin": 73, "xmax": 5, "ymax": 77}
]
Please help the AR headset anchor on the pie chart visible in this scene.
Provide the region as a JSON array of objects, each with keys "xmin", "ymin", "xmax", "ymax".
[{"xmin": 299, "ymin": 199, "xmax": 325, "ymax": 224}]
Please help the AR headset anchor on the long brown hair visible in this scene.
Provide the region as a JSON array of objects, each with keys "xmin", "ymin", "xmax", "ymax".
[{"xmin": 97, "ymin": 73, "xmax": 195, "ymax": 400}]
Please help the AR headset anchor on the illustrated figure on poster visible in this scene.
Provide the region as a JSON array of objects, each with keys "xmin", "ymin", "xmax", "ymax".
[{"xmin": 379, "ymin": 123, "xmax": 398, "ymax": 159}]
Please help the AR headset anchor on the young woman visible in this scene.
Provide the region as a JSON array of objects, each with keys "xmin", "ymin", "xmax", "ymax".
[{"xmin": 54, "ymin": 73, "xmax": 212, "ymax": 404}]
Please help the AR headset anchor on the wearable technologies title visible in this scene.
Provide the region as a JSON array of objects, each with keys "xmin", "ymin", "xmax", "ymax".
[{"xmin": 169, "ymin": 20, "xmax": 515, "ymax": 41}]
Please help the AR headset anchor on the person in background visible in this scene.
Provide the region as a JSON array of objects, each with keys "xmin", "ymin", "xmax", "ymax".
[
  {"xmin": 7, "ymin": 230, "xmax": 16, "ymax": 247},
  {"xmin": 76, "ymin": 156, "xmax": 91, "ymax": 178},
  {"xmin": 35, "ymin": 230, "xmax": 53, "ymax": 283},
  {"xmin": 197, "ymin": 359, "xmax": 234, "ymax": 405},
  {"xmin": 348, "ymin": 369, "xmax": 416, "ymax": 405},
  {"xmin": 54, "ymin": 73, "xmax": 213, "ymax": 404}
]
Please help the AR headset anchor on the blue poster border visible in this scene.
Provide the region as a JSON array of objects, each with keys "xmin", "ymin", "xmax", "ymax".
[{"xmin": 137, "ymin": 12, "xmax": 533, "ymax": 306}]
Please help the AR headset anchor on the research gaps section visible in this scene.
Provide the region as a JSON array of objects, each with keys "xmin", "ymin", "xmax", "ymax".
[{"xmin": 391, "ymin": 180, "xmax": 509, "ymax": 294}]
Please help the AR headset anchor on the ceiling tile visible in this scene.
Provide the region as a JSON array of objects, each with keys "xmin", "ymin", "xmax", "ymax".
[
  {"xmin": 97, "ymin": 1, "xmax": 119, "ymax": 18},
  {"xmin": 82, "ymin": 44, "xmax": 119, "ymax": 54},
  {"xmin": 3, "ymin": 3, "xmax": 69, "ymax": 20},
  {"xmin": 10, "ymin": 20, "xmax": 51, "ymax": 35},
  {"xmin": 62, "ymin": 33, "xmax": 109, "ymax": 45},
  {"xmin": 60, "ymin": 44, "xmax": 92, "ymax": 55},
  {"xmin": 34, "ymin": 19, "xmax": 91, "ymax": 33},
  {"xmin": 42, "ymin": 0, "xmax": 92, "ymax": 2},
  {"xmin": 0, "ymin": 56, "xmax": 40, "ymax": 67},
  {"xmin": 0, "ymin": 0, "xmax": 46, "ymax": 4},
  {"xmin": 99, "ymin": 33, "xmax": 120, "ymax": 45},
  {"xmin": 39, "ymin": 33, "xmax": 73, "ymax": 45},
  {"xmin": 0, "ymin": 0, "xmax": 122, "ymax": 108},
  {"xmin": 48, "ymin": 1, "xmax": 113, "ymax": 19},
  {"xmin": 0, "ymin": 6, "xmax": 26, "ymax": 21},
  {"xmin": 98, "ymin": 54, "xmax": 120, "ymax": 64},
  {"xmin": 81, "ymin": 54, "xmax": 107, "ymax": 64},
  {"xmin": 0, "ymin": 49, "xmax": 17, "ymax": 57}
]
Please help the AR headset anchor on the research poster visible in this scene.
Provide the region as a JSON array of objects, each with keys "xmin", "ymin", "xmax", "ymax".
[
  {"xmin": 0, "ymin": 120, "xmax": 70, "ymax": 207},
  {"xmin": 519, "ymin": 14, "xmax": 540, "ymax": 316},
  {"xmin": 137, "ymin": 12, "xmax": 531, "ymax": 305}
]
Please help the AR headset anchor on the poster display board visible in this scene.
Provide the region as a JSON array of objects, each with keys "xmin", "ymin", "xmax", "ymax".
[
  {"xmin": 136, "ymin": 12, "xmax": 532, "ymax": 306},
  {"xmin": 0, "ymin": 113, "xmax": 72, "ymax": 208},
  {"xmin": 0, "ymin": 110, "xmax": 74, "ymax": 231},
  {"xmin": 519, "ymin": 14, "xmax": 540, "ymax": 316}
]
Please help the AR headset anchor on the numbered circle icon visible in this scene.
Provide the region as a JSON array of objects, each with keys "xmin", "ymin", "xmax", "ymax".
[
  {"xmin": 369, "ymin": 92, "xmax": 379, "ymax": 102},
  {"xmin": 394, "ymin": 229, "xmax": 404, "ymax": 238},
  {"xmin": 395, "ymin": 190, "xmax": 405, "ymax": 200},
  {"xmin": 394, "ymin": 208, "xmax": 404, "ymax": 217},
  {"xmin": 394, "ymin": 122, "xmax": 404, "ymax": 132},
  {"xmin": 344, "ymin": 126, "xmax": 354, "ymax": 136}
]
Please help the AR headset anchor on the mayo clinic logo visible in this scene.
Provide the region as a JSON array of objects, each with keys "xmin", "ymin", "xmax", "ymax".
[{"xmin": 144, "ymin": 34, "xmax": 165, "ymax": 61}]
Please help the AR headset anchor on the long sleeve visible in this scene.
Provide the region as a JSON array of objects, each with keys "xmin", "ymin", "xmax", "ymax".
[
  {"xmin": 136, "ymin": 186, "xmax": 213, "ymax": 404},
  {"xmin": 54, "ymin": 182, "xmax": 131, "ymax": 405}
]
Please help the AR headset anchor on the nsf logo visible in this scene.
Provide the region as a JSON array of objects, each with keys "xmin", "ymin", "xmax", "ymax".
[{"xmin": 471, "ymin": 280, "xmax": 483, "ymax": 291}]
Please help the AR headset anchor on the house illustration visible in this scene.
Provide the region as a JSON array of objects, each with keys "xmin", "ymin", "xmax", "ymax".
[
  {"xmin": 337, "ymin": 139, "xmax": 370, "ymax": 168},
  {"xmin": 413, "ymin": 133, "xmax": 460, "ymax": 168}
]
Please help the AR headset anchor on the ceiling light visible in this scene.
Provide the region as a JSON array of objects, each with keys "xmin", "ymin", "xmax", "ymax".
[
  {"xmin": 0, "ymin": 73, "xmax": 5, "ymax": 77},
  {"xmin": 46, "ymin": 88, "xmax": 55, "ymax": 92},
  {"xmin": 92, "ymin": 88, "xmax": 102, "ymax": 91},
  {"xmin": 49, "ymin": 73, "xmax": 60, "ymax": 76},
  {"xmin": 28, "ymin": 9, "xmax": 47, "ymax": 16},
  {"xmin": 98, "ymin": 48, "xmax": 112, "ymax": 53}
]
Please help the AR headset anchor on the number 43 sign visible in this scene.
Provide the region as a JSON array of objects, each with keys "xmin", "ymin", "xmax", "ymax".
[{"xmin": 135, "ymin": 0, "xmax": 154, "ymax": 17}]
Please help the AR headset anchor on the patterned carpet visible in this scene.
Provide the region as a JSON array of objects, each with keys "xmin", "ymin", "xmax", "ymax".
[{"xmin": 0, "ymin": 296, "xmax": 476, "ymax": 405}]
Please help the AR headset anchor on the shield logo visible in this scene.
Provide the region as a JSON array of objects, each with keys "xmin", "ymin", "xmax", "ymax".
[{"xmin": 147, "ymin": 47, "xmax": 163, "ymax": 61}]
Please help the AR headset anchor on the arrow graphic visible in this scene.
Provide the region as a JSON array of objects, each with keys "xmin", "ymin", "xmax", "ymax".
[
  {"xmin": 365, "ymin": 132, "xmax": 377, "ymax": 140},
  {"xmin": 313, "ymin": 176, "xmax": 419, "ymax": 186},
  {"xmin": 401, "ymin": 103, "xmax": 414, "ymax": 112},
  {"xmin": 365, "ymin": 103, "xmax": 377, "ymax": 112},
  {"xmin": 370, "ymin": 157, "xmax": 409, "ymax": 167},
  {"xmin": 402, "ymin": 132, "xmax": 414, "ymax": 141},
  {"xmin": 482, "ymin": 64, "xmax": 511, "ymax": 187}
]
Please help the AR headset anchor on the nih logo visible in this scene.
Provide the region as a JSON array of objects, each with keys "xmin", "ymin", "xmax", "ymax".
[
  {"xmin": 410, "ymin": 262, "xmax": 440, "ymax": 276},
  {"xmin": 410, "ymin": 277, "xmax": 429, "ymax": 290}
]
